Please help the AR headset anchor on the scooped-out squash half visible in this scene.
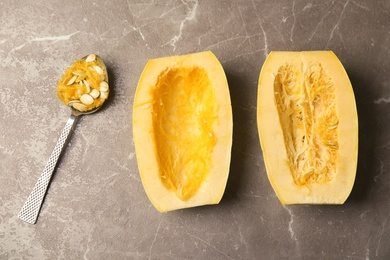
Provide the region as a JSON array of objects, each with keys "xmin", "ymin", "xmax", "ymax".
[
  {"xmin": 133, "ymin": 51, "xmax": 232, "ymax": 212},
  {"xmin": 257, "ymin": 51, "xmax": 358, "ymax": 204}
]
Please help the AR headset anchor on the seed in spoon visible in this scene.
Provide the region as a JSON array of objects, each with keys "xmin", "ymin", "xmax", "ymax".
[
  {"xmin": 85, "ymin": 84, "xmax": 91, "ymax": 94},
  {"xmin": 93, "ymin": 65, "xmax": 104, "ymax": 75},
  {"xmin": 99, "ymin": 81, "xmax": 109, "ymax": 92},
  {"xmin": 72, "ymin": 102, "xmax": 87, "ymax": 112},
  {"xmin": 66, "ymin": 75, "xmax": 77, "ymax": 85},
  {"xmin": 100, "ymin": 90, "xmax": 108, "ymax": 100},
  {"xmin": 90, "ymin": 89, "xmax": 100, "ymax": 99},
  {"xmin": 80, "ymin": 94, "xmax": 94, "ymax": 105},
  {"xmin": 86, "ymin": 54, "xmax": 96, "ymax": 62},
  {"xmin": 83, "ymin": 80, "xmax": 90, "ymax": 88}
]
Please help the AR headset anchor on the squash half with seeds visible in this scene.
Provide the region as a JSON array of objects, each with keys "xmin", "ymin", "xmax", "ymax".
[
  {"xmin": 133, "ymin": 51, "xmax": 232, "ymax": 212},
  {"xmin": 257, "ymin": 51, "xmax": 358, "ymax": 204}
]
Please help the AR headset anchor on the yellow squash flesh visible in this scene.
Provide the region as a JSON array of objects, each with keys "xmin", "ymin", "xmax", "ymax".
[
  {"xmin": 133, "ymin": 51, "xmax": 232, "ymax": 212},
  {"xmin": 257, "ymin": 51, "xmax": 358, "ymax": 204}
]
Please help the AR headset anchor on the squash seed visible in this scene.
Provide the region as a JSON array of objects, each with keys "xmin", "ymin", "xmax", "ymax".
[
  {"xmin": 100, "ymin": 91, "xmax": 108, "ymax": 100},
  {"xmin": 90, "ymin": 89, "xmax": 100, "ymax": 99},
  {"xmin": 76, "ymin": 89, "xmax": 82, "ymax": 98},
  {"xmin": 83, "ymin": 80, "xmax": 90, "ymax": 87},
  {"xmin": 86, "ymin": 54, "xmax": 96, "ymax": 63},
  {"xmin": 99, "ymin": 81, "xmax": 109, "ymax": 92},
  {"xmin": 67, "ymin": 100, "xmax": 80, "ymax": 105},
  {"xmin": 67, "ymin": 75, "xmax": 77, "ymax": 85},
  {"xmin": 72, "ymin": 70, "xmax": 85, "ymax": 77},
  {"xmin": 76, "ymin": 75, "xmax": 85, "ymax": 83},
  {"xmin": 72, "ymin": 102, "xmax": 87, "ymax": 112},
  {"xmin": 93, "ymin": 65, "xmax": 104, "ymax": 75},
  {"xmin": 80, "ymin": 94, "xmax": 94, "ymax": 105}
]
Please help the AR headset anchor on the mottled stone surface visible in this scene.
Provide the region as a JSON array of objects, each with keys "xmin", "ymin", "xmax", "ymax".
[{"xmin": 1, "ymin": 0, "xmax": 390, "ymax": 259}]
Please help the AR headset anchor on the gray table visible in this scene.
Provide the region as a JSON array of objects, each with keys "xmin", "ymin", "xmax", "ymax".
[{"xmin": 1, "ymin": 0, "xmax": 389, "ymax": 259}]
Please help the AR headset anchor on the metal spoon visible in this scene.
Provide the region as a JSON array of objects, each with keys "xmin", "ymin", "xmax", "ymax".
[{"xmin": 18, "ymin": 55, "xmax": 109, "ymax": 224}]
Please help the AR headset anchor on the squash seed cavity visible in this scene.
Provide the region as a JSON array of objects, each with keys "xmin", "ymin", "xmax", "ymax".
[
  {"xmin": 274, "ymin": 62, "xmax": 339, "ymax": 185},
  {"xmin": 152, "ymin": 67, "xmax": 217, "ymax": 200}
]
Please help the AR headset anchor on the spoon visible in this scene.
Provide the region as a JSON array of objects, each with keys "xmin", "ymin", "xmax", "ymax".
[{"xmin": 18, "ymin": 54, "xmax": 109, "ymax": 224}]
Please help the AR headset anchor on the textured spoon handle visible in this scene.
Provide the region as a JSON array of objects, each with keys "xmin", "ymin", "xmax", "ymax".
[{"xmin": 18, "ymin": 114, "xmax": 77, "ymax": 224}]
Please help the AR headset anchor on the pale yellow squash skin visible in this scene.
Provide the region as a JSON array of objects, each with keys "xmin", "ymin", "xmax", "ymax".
[
  {"xmin": 133, "ymin": 51, "xmax": 232, "ymax": 212},
  {"xmin": 257, "ymin": 51, "xmax": 358, "ymax": 204}
]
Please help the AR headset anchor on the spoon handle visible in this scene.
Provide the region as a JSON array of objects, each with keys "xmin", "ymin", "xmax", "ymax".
[{"xmin": 18, "ymin": 114, "xmax": 78, "ymax": 224}]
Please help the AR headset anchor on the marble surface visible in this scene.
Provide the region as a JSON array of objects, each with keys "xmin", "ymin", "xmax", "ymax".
[{"xmin": 1, "ymin": 0, "xmax": 390, "ymax": 259}]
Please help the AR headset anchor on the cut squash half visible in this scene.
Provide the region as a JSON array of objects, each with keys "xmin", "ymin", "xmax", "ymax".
[
  {"xmin": 257, "ymin": 51, "xmax": 358, "ymax": 204},
  {"xmin": 133, "ymin": 51, "xmax": 232, "ymax": 212}
]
